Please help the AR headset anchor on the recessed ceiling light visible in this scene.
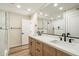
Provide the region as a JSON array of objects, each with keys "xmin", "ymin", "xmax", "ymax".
[
  {"xmin": 59, "ymin": 7, "xmax": 63, "ymax": 10},
  {"xmin": 39, "ymin": 12, "xmax": 43, "ymax": 15},
  {"xmin": 45, "ymin": 14, "xmax": 48, "ymax": 17},
  {"xmin": 16, "ymin": 5, "xmax": 21, "ymax": 8},
  {"xmin": 58, "ymin": 15, "xmax": 61, "ymax": 18},
  {"xmin": 54, "ymin": 3, "xmax": 58, "ymax": 7},
  {"xmin": 27, "ymin": 9, "xmax": 31, "ymax": 12}
]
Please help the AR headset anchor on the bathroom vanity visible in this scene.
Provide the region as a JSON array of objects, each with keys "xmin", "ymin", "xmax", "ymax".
[{"xmin": 29, "ymin": 34, "xmax": 79, "ymax": 56}]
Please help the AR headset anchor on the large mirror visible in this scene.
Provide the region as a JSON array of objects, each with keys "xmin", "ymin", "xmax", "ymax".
[
  {"xmin": 65, "ymin": 7, "xmax": 79, "ymax": 38},
  {"xmin": 37, "ymin": 3, "xmax": 79, "ymax": 37}
]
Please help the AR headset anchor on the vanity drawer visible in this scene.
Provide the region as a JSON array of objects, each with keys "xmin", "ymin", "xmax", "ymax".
[
  {"xmin": 56, "ymin": 49, "xmax": 70, "ymax": 56},
  {"xmin": 35, "ymin": 40, "xmax": 43, "ymax": 56},
  {"xmin": 29, "ymin": 37, "xmax": 36, "ymax": 56},
  {"xmin": 36, "ymin": 40, "xmax": 43, "ymax": 47},
  {"xmin": 35, "ymin": 48, "xmax": 43, "ymax": 56},
  {"xmin": 43, "ymin": 43, "xmax": 56, "ymax": 56}
]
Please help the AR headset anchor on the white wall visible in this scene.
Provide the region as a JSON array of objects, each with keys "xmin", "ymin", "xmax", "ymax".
[
  {"xmin": 37, "ymin": 18, "xmax": 53, "ymax": 34},
  {"xmin": 22, "ymin": 16, "xmax": 31, "ymax": 45},
  {"xmin": 31, "ymin": 13, "xmax": 38, "ymax": 35},
  {"xmin": 52, "ymin": 18, "xmax": 65, "ymax": 35},
  {"xmin": 42, "ymin": 19, "xmax": 48, "ymax": 33},
  {"xmin": 47, "ymin": 20, "xmax": 54, "ymax": 34},
  {"xmin": 38, "ymin": 18, "xmax": 43, "ymax": 29}
]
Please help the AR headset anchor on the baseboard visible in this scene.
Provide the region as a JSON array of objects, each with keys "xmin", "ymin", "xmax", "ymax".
[
  {"xmin": 10, "ymin": 44, "xmax": 29, "ymax": 49},
  {"xmin": 9, "ymin": 44, "xmax": 29, "ymax": 55}
]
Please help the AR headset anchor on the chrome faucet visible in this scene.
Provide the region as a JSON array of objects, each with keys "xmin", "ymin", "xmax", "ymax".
[
  {"xmin": 62, "ymin": 33, "xmax": 66, "ymax": 42},
  {"xmin": 37, "ymin": 31, "xmax": 43, "ymax": 36},
  {"xmin": 67, "ymin": 33, "xmax": 70, "ymax": 37}
]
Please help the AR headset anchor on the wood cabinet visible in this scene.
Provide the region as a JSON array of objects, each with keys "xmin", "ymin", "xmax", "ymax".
[
  {"xmin": 29, "ymin": 36, "xmax": 71, "ymax": 56},
  {"xmin": 29, "ymin": 37, "xmax": 43, "ymax": 56},
  {"xmin": 35, "ymin": 40, "xmax": 43, "ymax": 56},
  {"xmin": 29, "ymin": 37, "xmax": 36, "ymax": 56},
  {"xmin": 43, "ymin": 43, "xmax": 56, "ymax": 56},
  {"xmin": 56, "ymin": 49, "xmax": 70, "ymax": 56}
]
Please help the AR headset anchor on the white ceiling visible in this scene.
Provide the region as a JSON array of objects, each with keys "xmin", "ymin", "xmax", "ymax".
[
  {"xmin": 40, "ymin": 3, "xmax": 79, "ymax": 18},
  {"xmin": 0, "ymin": 3, "xmax": 79, "ymax": 18},
  {"xmin": 0, "ymin": 3, "xmax": 45, "ymax": 15}
]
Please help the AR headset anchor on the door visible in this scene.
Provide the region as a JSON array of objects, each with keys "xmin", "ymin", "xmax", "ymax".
[
  {"xmin": 8, "ymin": 29, "xmax": 21, "ymax": 47},
  {"xmin": 0, "ymin": 30, "xmax": 8, "ymax": 56},
  {"xmin": 0, "ymin": 30, "xmax": 5, "ymax": 56},
  {"xmin": 0, "ymin": 10, "xmax": 8, "ymax": 56},
  {"xmin": 22, "ymin": 17, "xmax": 31, "ymax": 45},
  {"xmin": 0, "ymin": 10, "xmax": 5, "ymax": 29},
  {"xmin": 8, "ymin": 13, "xmax": 22, "ymax": 48}
]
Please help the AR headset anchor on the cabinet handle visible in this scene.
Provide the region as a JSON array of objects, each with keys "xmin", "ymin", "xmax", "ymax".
[
  {"xmin": 36, "ymin": 42, "xmax": 40, "ymax": 44},
  {"xmin": 30, "ymin": 42, "xmax": 32, "ymax": 45},
  {"xmin": 36, "ymin": 49, "xmax": 40, "ymax": 52}
]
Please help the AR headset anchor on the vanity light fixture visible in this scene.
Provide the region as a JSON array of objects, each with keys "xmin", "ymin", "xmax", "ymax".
[
  {"xmin": 59, "ymin": 7, "xmax": 63, "ymax": 10},
  {"xmin": 54, "ymin": 3, "xmax": 58, "ymax": 7},
  {"xmin": 16, "ymin": 5, "xmax": 21, "ymax": 8}
]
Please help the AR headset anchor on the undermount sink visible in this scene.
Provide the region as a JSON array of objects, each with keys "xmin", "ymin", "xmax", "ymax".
[
  {"xmin": 50, "ymin": 40, "xmax": 64, "ymax": 44},
  {"xmin": 50, "ymin": 40, "xmax": 79, "ymax": 50}
]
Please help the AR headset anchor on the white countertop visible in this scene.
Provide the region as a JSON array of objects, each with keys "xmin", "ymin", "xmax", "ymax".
[{"xmin": 29, "ymin": 34, "xmax": 79, "ymax": 56}]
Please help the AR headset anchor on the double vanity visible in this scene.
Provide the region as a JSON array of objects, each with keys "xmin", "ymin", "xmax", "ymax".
[{"xmin": 29, "ymin": 34, "xmax": 79, "ymax": 56}]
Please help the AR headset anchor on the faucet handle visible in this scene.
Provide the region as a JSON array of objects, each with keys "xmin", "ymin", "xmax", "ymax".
[
  {"xmin": 62, "ymin": 33, "xmax": 66, "ymax": 37},
  {"xmin": 69, "ymin": 39, "xmax": 74, "ymax": 43},
  {"xmin": 59, "ymin": 36, "xmax": 62, "ymax": 41},
  {"xmin": 67, "ymin": 33, "xmax": 70, "ymax": 37}
]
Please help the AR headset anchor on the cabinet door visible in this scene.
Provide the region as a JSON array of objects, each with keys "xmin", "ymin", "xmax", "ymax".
[
  {"xmin": 43, "ymin": 44, "xmax": 50, "ymax": 56},
  {"xmin": 56, "ymin": 49, "xmax": 70, "ymax": 56},
  {"xmin": 29, "ymin": 37, "xmax": 36, "ymax": 56},
  {"xmin": 35, "ymin": 40, "xmax": 43, "ymax": 56},
  {"xmin": 35, "ymin": 50, "xmax": 42, "ymax": 56},
  {"xmin": 43, "ymin": 44, "xmax": 56, "ymax": 56}
]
